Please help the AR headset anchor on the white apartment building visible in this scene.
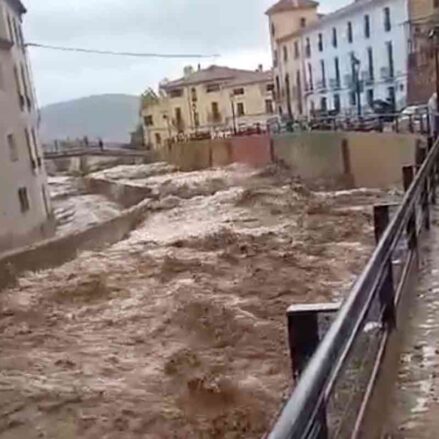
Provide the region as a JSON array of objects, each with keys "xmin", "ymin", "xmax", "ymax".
[
  {"xmin": 267, "ymin": 0, "xmax": 411, "ymax": 119},
  {"xmin": 0, "ymin": 0, "xmax": 54, "ymax": 252}
]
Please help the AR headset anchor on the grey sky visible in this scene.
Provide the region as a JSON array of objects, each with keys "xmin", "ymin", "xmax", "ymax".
[{"xmin": 24, "ymin": 0, "xmax": 349, "ymax": 106}]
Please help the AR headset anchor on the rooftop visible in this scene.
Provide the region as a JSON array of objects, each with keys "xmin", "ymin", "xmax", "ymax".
[
  {"xmin": 5, "ymin": 0, "xmax": 27, "ymax": 15},
  {"xmin": 161, "ymin": 65, "xmax": 272, "ymax": 90},
  {"xmin": 265, "ymin": 0, "xmax": 319, "ymax": 16}
]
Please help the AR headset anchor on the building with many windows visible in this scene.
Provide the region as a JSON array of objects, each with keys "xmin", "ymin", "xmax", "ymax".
[
  {"xmin": 0, "ymin": 0, "xmax": 54, "ymax": 252},
  {"xmin": 141, "ymin": 65, "xmax": 275, "ymax": 150},
  {"xmin": 267, "ymin": 0, "xmax": 412, "ymax": 118}
]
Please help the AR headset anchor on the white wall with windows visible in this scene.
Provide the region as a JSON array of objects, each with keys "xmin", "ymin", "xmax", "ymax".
[
  {"xmin": 300, "ymin": 0, "xmax": 410, "ymax": 117},
  {"xmin": 0, "ymin": 0, "xmax": 54, "ymax": 252}
]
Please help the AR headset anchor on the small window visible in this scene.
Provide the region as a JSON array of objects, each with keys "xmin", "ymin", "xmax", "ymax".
[
  {"xmin": 175, "ymin": 107, "xmax": 182, "ymax": 121},
  {"xmin": 155, "ymin": 133, "xmax": 162, "ymax": 145},
  {"xmin": 367, "ymin": 89, "xmax": 374, "ymax": 107},
  {"xmin": 334, "ymin": 94, "xmax": 341, "ymax": 112},
  {"xmin": 265, "ymin": 99, "xmax": 274, "ymax": 114},
  {"xmin": 305, "ymin": 38, "xmax": 311, "ymax": 57},
  {"xmin": 294, "ymin": 41, "xmax": 300, "ymax": 59},
  {"xmin": 332, "ymin": 28, "xmax": 338, "ymax": 48},
  {"xmin": 194, "ymin": 111, "xmax": 200, "ymax": 127},
  {"xmin": 206, "ymin": 83, "xmax": 220, "ymax": 93},
  {"xmin": 364, "ymin": 15, "xmax": 370, "ymax": 38},
  {"xmin": 24, "ymin": 129, "xmax": 36, "ymax": 170},
  {"xmin": 18, "ymin": 187, "xmax": 30, "ymax": 213},
  {"xmin": 350, "ymin": 91, "xmax": 356, "ymax": 106},
  {"xmin": 169, "ymin": 89, "xmax": 183, "ymax": 98},
  {"xmin": 236, "ymin": 102, "xmax": 245, "ymax": 116},
  {"xmin": 41, "ymin": 184, "xmax": 50, "ymax": 217},
  {"xmin": 144, "ymin": 115, "xmax": 153, "ymax": 126},
  {"xmin": 7, "ymin": 134, "xmax": 18, "ymax": 162},
  {"xmin": 283, "ymin": 46, "xmax": 288, "ymax": 62},
  {"xmin": 318, "ymin": 33, "xmax": 323, "ymax": 52},
  {"xmin": 211, "ymin": 102, "xmax": 220, "ymax": 121},
  {"xmin": 320, "ymin": 97, "xmax": 327, "ymax": 111},
  {"xmin": 271, "ymin": 22, "xmax": 276, "ymax": 37},
  {"xmin": 266, "ymin": 84, "xmax": 275, "ymax": 92},
  {"xmin": 384, "ymin": 7, "xmax": 391, "ymax": 32},
  {"xmin": 347, "ymin": 22, "xmax": 353, "ymax": 43},
  {"xmin": 191, "ymin": 87, "xmax": 197, "ymax": 102},
  {"xmin": 300, "ymin": 17, "xmax": 307, "ymax": 28},
  {"xmin": 233, "ymin": 88, "xmax": 245, "ymax": 96},
  {"xmin": 273, "ymin": 50, "xmax": 278, "ymax": 68}
]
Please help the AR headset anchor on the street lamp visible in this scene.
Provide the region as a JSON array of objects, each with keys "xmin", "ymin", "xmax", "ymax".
[
  {"xmin": 429, "ymin": 27, "xmax": 439, "ymax": 136},
  {"xmin": 351, "ymin": 53, "xmax": 362, "ymax": 118}
]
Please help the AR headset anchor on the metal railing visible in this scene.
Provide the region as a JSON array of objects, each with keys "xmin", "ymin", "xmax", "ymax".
[{"xmin": 269, "ymin": 136, "xmax": 438, "ymax": 438}]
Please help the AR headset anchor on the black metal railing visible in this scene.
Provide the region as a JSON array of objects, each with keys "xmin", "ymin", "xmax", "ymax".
[{"xmin": 269, "ymin": 136, "xmax": 439, "ymax": 438}]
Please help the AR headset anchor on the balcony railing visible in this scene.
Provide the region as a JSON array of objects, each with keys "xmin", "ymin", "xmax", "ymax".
[
  {"xmin": 381, "ymin": 66, "xmax": 394, "ymax": 81},
  {"xmin": 329, "ymin": 78, "xmax": 341, "ymax": 90}
]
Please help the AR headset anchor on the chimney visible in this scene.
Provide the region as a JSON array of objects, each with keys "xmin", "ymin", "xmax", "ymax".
[{"xmin": 183, "ymin": 65, "xmax": 194, "ymax": 78}]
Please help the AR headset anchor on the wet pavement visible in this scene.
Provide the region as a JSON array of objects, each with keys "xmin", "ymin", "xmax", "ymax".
[{"xmin": 384, "ymin": 205, "xmax": 439, "ymax": 438}]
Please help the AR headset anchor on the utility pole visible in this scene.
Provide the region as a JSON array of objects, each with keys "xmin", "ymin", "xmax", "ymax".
[
  {"xmin": 429, "ymin": 27, "xmax": 439, "ymax": 136},
  {"xmin": 351, "ymin": 53, "xmax": 362, "ymax": 118}
]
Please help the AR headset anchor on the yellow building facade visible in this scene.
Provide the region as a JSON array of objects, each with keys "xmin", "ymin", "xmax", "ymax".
[{"xmin": 141, "ymin": 65, "xmax": 275, "ymax": 149}]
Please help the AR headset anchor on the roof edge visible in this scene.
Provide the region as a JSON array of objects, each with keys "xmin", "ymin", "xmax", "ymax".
[{"xmin": 5, "ymin": 0, "xmax": 27, "ymax": 15}]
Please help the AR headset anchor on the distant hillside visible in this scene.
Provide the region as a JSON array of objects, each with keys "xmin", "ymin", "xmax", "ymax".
[{"xmin": 39, "ymin": 94, "xmax": 140, "ymax": 144}]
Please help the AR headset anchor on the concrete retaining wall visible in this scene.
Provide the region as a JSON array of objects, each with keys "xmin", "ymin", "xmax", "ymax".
[{"xmin": 0, "ymin": 199, "xmax": 150, "ymax": 290}]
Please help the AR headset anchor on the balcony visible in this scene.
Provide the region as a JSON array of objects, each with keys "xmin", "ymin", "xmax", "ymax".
[
  {"xmin": 329, "ymin": 78, "xmax": 341, "ymax": 90},
  {"xmin": 361, "ymin": 70, "xmax": 374, "ymax": 86},
  {"xmin": 316, "ymin": 80, "xmax": 327, "ymax": 91},
  {"xmin": 344, "ymin": 74, "xmax": 354, "ymax": 88},
  {"xmin": 380, "ymin": 67, "xmax": 394, "ymax": 82}
]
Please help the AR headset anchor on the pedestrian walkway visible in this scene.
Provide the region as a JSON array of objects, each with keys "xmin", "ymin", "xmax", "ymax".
[{"xmin": 384, "ymin": 204, "xmax": 439, "ymax": 437}]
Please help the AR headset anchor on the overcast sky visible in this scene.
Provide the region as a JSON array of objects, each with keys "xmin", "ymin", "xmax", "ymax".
[{"xmin": 24, "ymin": 0, "xmax": 349, "ymax": 106}]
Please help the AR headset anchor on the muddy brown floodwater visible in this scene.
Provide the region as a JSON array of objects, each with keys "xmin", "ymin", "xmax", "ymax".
[{"xmin": 0, "ymin": 164, "xmax": 398, "ymax": 438}]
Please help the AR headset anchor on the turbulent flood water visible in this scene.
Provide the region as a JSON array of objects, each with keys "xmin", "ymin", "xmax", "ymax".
[{"xmin": 0, "ymin": 164, "xmax": 397, "ymax": 438}]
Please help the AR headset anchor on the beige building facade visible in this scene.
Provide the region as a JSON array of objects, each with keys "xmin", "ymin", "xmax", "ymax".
[
  {"xmin": 141, "ymin": 65, "xmax": 275, "ymax": 150},
  {"xmin": 0, "ymin": 0, "xmax": 54, "ymax": 252}
]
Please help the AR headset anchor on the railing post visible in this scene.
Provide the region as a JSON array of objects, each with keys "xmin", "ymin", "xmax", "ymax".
[
  {"xmin": 373, "ymin": 205, "xmax": 396, "ymax": 329},
  {"xmin": 428, "ymin": 137, "xmax": 437, "ymax": 205},
  {"xmin": 287, "ymin": 304, "xmax": 339, "ymax": 439},
  {"xmin": 416, "ymin": 146, "xmax": 430, "ymax": 230},
  {"xmin": 403, "ymin": 165, "xmax": 418, "ymax": 250}
]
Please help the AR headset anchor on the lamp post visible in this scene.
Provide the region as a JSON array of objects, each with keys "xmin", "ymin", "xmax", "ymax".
[
  {"xmin": 429, "ymin": 27, "xmax": 439, "ymax": 136},
  {"xmin": 351, "ymin": 53, "xmax": 362, "ymax": 118}
]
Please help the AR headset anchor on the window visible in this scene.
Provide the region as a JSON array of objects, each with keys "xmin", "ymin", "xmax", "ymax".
[
  {"xmin": 233, "ymin": 88, "xmax": 245, "ymax": 96},
  {"xmin": 18, "ymin": 187, "xmax": 30, "ymax": 213},
  {"xmin": 320, "ymin": 97, "xmax": 327, "ymax": 111},
  {"xmin": 320, "ymin": 60, "xmax": 326, "ymax": 87},
  {"xmin": 211, "ymin": 102, "xmax": 221, "ymax": 121},
  {"xmin": 305, "ymin": 38, "xmax": 311, "ymax": 57},
  {"xmin": 308, "ymin": 63, "xmax": 314, "ymax": 90},
  {"xmin": 384, "ymin": 7, "xmax": 391, "ymax": 32},
  {"xmin": 21, "ymin": 65, "xmax": 31, "ymax": 110},
  {"xmin": 13, "ymin": 66, "xmax": 24, "ymax": 111},
  {"xmin": 294, "ymin": 41, "xmax": 300, "ymax": 59},
  {"xmin": 31, "ymin": 128, "xmax": 41, "ymax": 166},
  {"xmin": 275, "ymin": 76, "xmax": 280, "ymax": 97},
  {"xmin": 194, "ymin": 111, "xmax": 200, "ymax": 128},
  {"xmin": 265, "ymin": 99, "xmax": 274, "ymax": 114},
  {"xmin": 310, "ymin": 100, "xmax": 315, "ymax": 115},
  {"xmin": 206, "ymin": 83, "xmax": 220, "ymax": 93},
  {"xmin": 144, "ymin": 115, "xmax": 153, "ymax": 126},
  {"xmin": 169, "ymin": 89, "xmax": 183, "ymax": 98},
  {"xmin": 334, "ymin": 94, "xmax": 341, "ymax": 112},
  {"xmin": 41, "ymin": 185, "xmax": 50, "ymax": 217},
  {"xmin": 236, "ymin": 102, "xmax": 245, "ymax": 117},
  {"xmin": 24, "ymin": 128, "xmax": 36, "ymax": 170},
  {"xmin": 155, "ymin": 133, "xmax": 162, "ymax": 145},
  {"xmin": 350, "ymin": 91, "xmax": 356, "ymax": 106},
  {"xmin": 191, "ymin": 87, "xmax": 197, "ymax": 102},
  {"xmin": 334, "ymin": 57, "xmax": 340, "ymax": 87},
  {"xmin": 367, "ymin": 47, "xmax": 374, "ymax": 80},
  {"xmin": 347, "ymin": 22, "xmax": 353, "ymax": 43},
  {"xmin": 388, "ymin": 86, "xmax": 396, "ymax": 109},
  {"xmin": 300, "ymin": 17, "xmax": 307, "ymax": 28},
  {"xmin": 7, "ymin": 15, "xmax": 13, "ymax": 42},
  {"xmin": 271, "ymin": 22, "xmax": 276, "ymax": 37},
  {"xmin": 364, "ymin": 15, "xmax": 370, "ymax": 38},
  {"xmin": 273, "ymin": 50, "xmax": 278, "ymax": 67},
  {"xmin": 387, "ymin": 41, "xmax": 394, "ymax": 77},
  {"xmin": 174, "ymin": 107, "xmax": 183, "ymax": 131},
  {"xmin": 266, "ymin": 84, "xmax": 275, "ymax": 92},
  {"xmin": 283, "ymin": 46, "xmax": 288, "ymax": 62},
  {"xmin": 318, "ymin": 33, "xmax": 323, "ymax": 52},
  {"xmin": 367, "ymin": 89, "xmax": 374, "ymax": 107},
  {"xmin": 7, "ymin": 134, "xmax": 18, "ymax": 162},
  {"xmin": 332, "ymin": 27, "xmax": 338, "ymax": 48}
]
